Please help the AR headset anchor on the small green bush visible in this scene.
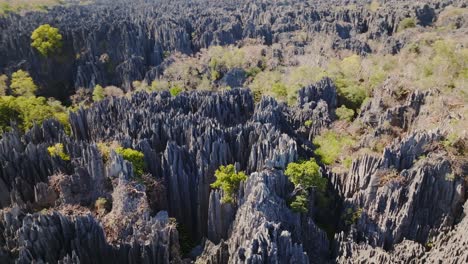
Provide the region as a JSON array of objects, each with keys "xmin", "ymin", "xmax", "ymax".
[
  {"xmin": 271, "ymin": 82, "xmax": 288, "ymax": 99},
  {"xmin": 115, "ymin": 147, "xmax": 145, "ymax": 177},
  {"xmin": 31, "ymin": 24, "xmax": 63, "ymax": 57},
  {"xmin": 313, "ymin": 131, "xmax": 355, "ymax": 165},
  {"xmin": 211, "ymin": 164, "xmax": 247, "ymax": 203},
  {"xmin": 48, "ymin": 143, "xmax": 70, "ymax": 161},
  {"xmin": 169, "ymin": 86, "xmax": 183, "ymax": 97},
  {"xmin": 0, "ymin": 75, "xmax": 7, "ymax": 96},
  {"xmin": 304, "ymin": 120, "xmax": 313, "ymax": 128},
  {"xmin": 92, "ymin": 85, "xmax": 105, "ymax": 102},
  {"xmin": 335, "ymin": 105, "xmax": 355, "ymax": 121},
  {"xmin": 285, "ymin": 158, "xmax": 326, "ymax": 191},
  {"xmin": 398, "ymin": 18, "xmax": 417, "ymax": 32}
]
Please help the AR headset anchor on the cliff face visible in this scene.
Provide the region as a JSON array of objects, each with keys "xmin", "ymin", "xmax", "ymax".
[{"xmin": 0, "ymin": 0, "xmax": 453, "ymax": 100}]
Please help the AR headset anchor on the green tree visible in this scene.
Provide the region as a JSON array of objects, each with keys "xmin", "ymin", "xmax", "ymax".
[
  {"xmin": 31, "ymin": 24, "xmax": 63, "ymax": 57},
  {"xmin": 10, "ymin": 70, "xmax": 37, "ymax": 97},
  {"xmin": 0, "ymin": 96, "xmax": 20, "ymax": 133},
  {"xmin": 285, "ymin": 159, "xmax": 327, "ymax": 191},
  {"xmin": 93, "ymin": 84, "xmax": 105, "ymax": 102},
  {"xmin": 211, "ymin": 164, "xmax": 247, "ymax": 203},
  {"xmin": 285, "ymin": 159, "xmax": 327, "ymax": 214}
]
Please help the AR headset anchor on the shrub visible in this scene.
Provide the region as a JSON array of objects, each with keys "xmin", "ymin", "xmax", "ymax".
[
  {"xmin": 0, "ymin": 97, "xmax": 20, "ymax": 133},
  {"xmin": 398, "ymin": 18, "xmax": 417, "ymax": 32},
  {"xmin": 169, "ymin": 86, "xmax": 183, "ymax": 97},
  {"xmin": 271, "ymin": 82, "xmax": 288, "ymax": 99},
  {"xmin": 313, "ymin": 130, "xmax": 355, "ymax": 165},
  {"xmin": 10, "ymin": 70, "xmax": 37, "ymax": 97},
  {"xmin": 92, "ymin": 84, "xmax": 105, "ymax": 102},
  {"xmin": 304, "ymin": 120, "xmax": 313, "ymax": 128},
  {"xmin": 48, "ymin": 143, "xmax": 70, "ymax": 161},
  {"xmin": 115, "ymin": 147, "xmax": 145, "ymax": 177},
  {"xmin": 211, "ymin": 164, "xmax": 247, "ymax": 203},
  {"xmin": 285, "ymin": 158, "xmax": 327, "ymax": 191},
  {"xmin": 31, "ymin": 24, "xmax": 63, "ymax": 56},
  {"xmin": 290, "ymin": 193, "xmax": 308, "ymax": 213},
  {"xmin": 335, "ymin": 105, "xmax": 355, "ymax": 121}
]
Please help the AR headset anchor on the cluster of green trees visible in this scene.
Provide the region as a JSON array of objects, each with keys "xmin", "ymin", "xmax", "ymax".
[{"xmin": 0, "ymin": 70, "xmax": 69, "ymax": 133}]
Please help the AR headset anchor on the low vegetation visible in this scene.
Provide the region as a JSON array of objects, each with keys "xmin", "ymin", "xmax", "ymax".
[
  {"xmin": 115, "ymin": 147, "xmax": 145, "ymax": 177},
  {"xmin": 398, "ymin": 18, "xmax": 417, "ymax": 32},
  {"xmin": 0, "ymin": 0, "xmax": 64, "ymax": 16},
  {"xmin": 313, "ymin": 130, "xmax": 356, "ymax": 165},
  {"xmin": 48, "ymin": 143, "xmax": 70, "ymax": 161},
  {"xmin": 211, "ymin": 164, "xmax": 247, "ymax": 204}
]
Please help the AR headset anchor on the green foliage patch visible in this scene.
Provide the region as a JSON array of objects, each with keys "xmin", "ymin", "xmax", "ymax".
[
  {"xmin": 31, "ymin": 24, "xmax": 63, "ymax": 57},
  {"xmin": 211, "ymin": 164, "xmax": 247, "ymax": 204},
  {"xmin": 10, "ymin": 70, "xmax": 37, "ymax": 97},
  {"xmin": 335, "ymin": 105, "xmax": 355, "ymax": 122},
  {"xmin": 115, "ymin": 147, "xmax": 145, "ymax": 177},
  {"xmin": 48, "ymin": 143, "xmax": 70, "ymax": 161},
  {"xmin": 285, "ymin": 158, "xmax": 327, "ymax": 213},
  {"xmin": 313, "ymin": 130, "xmax": 356, "ymax": 165}
]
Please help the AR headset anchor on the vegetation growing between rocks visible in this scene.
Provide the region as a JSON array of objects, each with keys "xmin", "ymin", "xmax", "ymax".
[
  {"xmin": 48, "ymin": 143, "xmax": 70, "ymax": 161},
  {"xmin": 115, "ymin": 147, "xmax": 145, "ymax": 177},
  {"xmin": 313, "ymin": 130, "xmax": 356, "ymax": 165},
  {"xmin": 211, "ymin": 164, "xmax": 247, "ymax": 204},
  {"xmin": 285, "ymin": 159, "xmax": 327, "ymax": 213}
]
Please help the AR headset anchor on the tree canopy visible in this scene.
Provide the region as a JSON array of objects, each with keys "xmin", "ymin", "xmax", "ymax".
[{"xmin": 31, "ymin": 24, "xmax": 63, "ymax": 57}]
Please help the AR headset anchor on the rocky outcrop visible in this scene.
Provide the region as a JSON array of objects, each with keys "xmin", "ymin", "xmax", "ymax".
[
  {"xmin": 334, "ymin": 130, "xmax": 466, "ymax": 261},
  {"xmin": 200, "ymin": 170, "xmax": 330, "ymax": 263}
]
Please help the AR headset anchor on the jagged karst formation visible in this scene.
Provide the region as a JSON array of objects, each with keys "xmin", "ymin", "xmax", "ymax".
[
  {"xmin": 0, "ymin": 0, "xmax": 463, "ymax": 100},
  {"xmin": 0, "ymin": 0, "xmax": 467, "ymax": 263}
]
